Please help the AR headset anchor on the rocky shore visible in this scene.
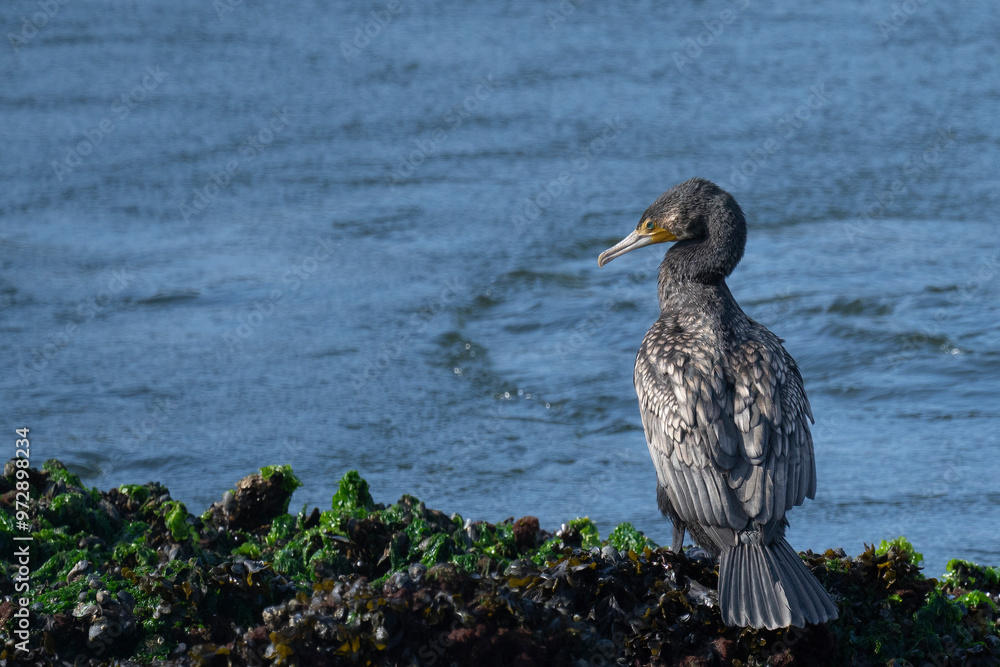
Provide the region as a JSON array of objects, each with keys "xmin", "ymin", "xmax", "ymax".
[{"xmin": 1, "ymin": 459, "xmax": 998, "ymax": 666}]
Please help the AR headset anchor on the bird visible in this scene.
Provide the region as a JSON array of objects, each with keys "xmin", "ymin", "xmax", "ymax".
[{"xmin": 597, "ymin": 178, "xmax": 838, "ymax": 630}]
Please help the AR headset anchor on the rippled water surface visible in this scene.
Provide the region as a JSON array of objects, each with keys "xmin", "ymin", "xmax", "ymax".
[{"xmin": 3, "ymin": 0, "xmax": 999, "ymax": 575}]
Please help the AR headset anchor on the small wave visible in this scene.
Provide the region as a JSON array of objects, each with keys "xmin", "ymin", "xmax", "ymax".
[
  {"xmin": 827, "ymin": 297, "xmax": 894, "ymax": 316},
  {"xmin": 133, "ymin": 289, "xmax": 201, "ymax": 306},
  {"xmin": 497, "ymin": 268, "xmax": 585, "ymax": 289}
]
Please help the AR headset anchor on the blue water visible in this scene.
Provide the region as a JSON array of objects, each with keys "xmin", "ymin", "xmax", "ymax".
[{"xmin": 2, "ymin": 0, "xmax": 999, "ymax": 576}]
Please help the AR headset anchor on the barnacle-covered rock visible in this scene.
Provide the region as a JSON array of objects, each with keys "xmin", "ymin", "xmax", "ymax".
[
  {"xmin": 203, "ymin": 465, "xmax": 302, "ymax": 533},
  {"xmin": 2, "ymin": 460, "xmax": 998, "ymax": 666}
]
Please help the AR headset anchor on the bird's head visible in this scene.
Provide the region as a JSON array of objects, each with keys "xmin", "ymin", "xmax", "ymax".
[{"xmin": 597, "ymin": 178, "xmax": 747, "ymax": 281}]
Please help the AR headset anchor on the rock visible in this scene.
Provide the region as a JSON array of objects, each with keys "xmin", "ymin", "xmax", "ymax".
[
  {"xmin": 203, "ymin": 467, "xmax": 300, "ymax": 532},
  {"xmin": 513, "ymin": 515, "xmax": 540, "ymax": 551},
  {"xmin": 261, "ymin": 605, "xmax": 285, "ymax": 630},
  {"xmin": 601, "ymin": 545, "xmax": 622, "ymax": 563},
  {"xmin": 408, "ymin": 562, "xmax": 427, "ymax": 583},
  {"xmin": 0, "ymin": 601, "xmax": 12, "ymax": 626},
  {"xmin": 117, "ymin": 590, "xmax": 136, "ymax": 609},
  {"xmin": 99, "ymin": 498, "xmax": 122, "ymax": 527},
  {"xmin": 78, "ymin": 535, "xmax": 107, "ymax": 550},
  {"xmin": 72, "ymin": 603, "xmax": 99, "ymax": 618},
  {"xmin": 66, "ymin": 559, "xmax": 91, "ymax": 583},
  {"xmin": 7, "ymin": 460, "xmax": 999, "ymax": 667},
  {"xmin": 87, "ymin": 617, "xmax": 111, "ymax": 643}
]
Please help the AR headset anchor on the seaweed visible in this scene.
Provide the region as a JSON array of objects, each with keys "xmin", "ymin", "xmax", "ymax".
[
  {"xmin": 1, "ymin": 461, "xmax": 998, "ymax": 667},
  {"xmin": 330, "ymin": 469, "xmax": 375, "ymax": 516},
  {"xmin": 607, "ymin": 521, "xmax": 657, "ymax": 553},
  {"xmin": 877, "ymin": 535, "xmax": 924, "ymax": 566}
]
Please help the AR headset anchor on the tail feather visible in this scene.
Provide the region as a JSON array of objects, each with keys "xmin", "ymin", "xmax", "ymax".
[{"xmin": 719, "ymin": 536, "xmax": 838, "ymax": 630}]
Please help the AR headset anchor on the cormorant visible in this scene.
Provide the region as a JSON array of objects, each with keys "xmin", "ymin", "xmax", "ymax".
[{"xmin": 598, "ymin": 178, "xmax": 838, "ymax": 629}]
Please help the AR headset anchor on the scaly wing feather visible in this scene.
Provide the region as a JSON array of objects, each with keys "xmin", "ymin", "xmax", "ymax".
[{"xmin": 635, "ymin": 319, "xmax": 816, "ymax": 535}]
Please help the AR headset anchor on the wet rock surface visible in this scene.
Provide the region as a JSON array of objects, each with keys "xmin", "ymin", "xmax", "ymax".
[{"xmin": 1, "ymin": 459, "xmax": 998, "ymax": 666}]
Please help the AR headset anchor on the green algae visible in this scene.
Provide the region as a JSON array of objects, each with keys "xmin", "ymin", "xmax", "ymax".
[
  {"xmin": 43, "ymin": 488, "xmax": 115, "ymax": 544},
  {"xmin": 377, "ymin": 493, "xmax": 420, "ymax": 524},
  {"xmin": 0, "ymin": 508, "xmax": 15, "ymax": 533},
  {"xmin": 530, "ymin": 537, "xmax": 566, "ymax": 566},
  {"xmin": 29, "ymin": 527, "xmax": 76, "ymax": 567},
  {"xmin": 911, "ymin": 590, "xmax": 969, "ymax": 653},
  {"xmin": 120, "ymin": 483, "xmax": 151, "ymax": 504},
  {"xmin": 260, "ymin": 464, "xmax": 302, "ymax": 495},
  {"xmin": 608, "ymin": 521, "xmax": 657, "ymax": 552},
  {"xmin": 42, "ymin": 458, "xmax": 83, "ymax": 487},
  {"xmin": 32, "ymin": 546, "xmax": 91, "ymax": 583},
  {"xmin": 47, "ymin": 492, "xmax": 91, "ymax": 535},
  {"xmin": 318, "ymin": 508, "xmax": 344, "ymax": 534},
  {"xmin": 330, "ymin": 469, "xmax": 375, "ymax": 516},
  {"xmin": 3, "ymin": 462, "xmax": 999, "ymax": 666},
  {"xmin": 943, "ymin": 558, "xmax": 1000, "ymax": 591},
  {"xmin": 877, "ymin": 535, "xmax": 924, "ymax": 566},
  {"xmin": 265, "ymin": 513, "xmax": 295, "ymax": 546},
  {"xmin": 49, "ymin": 490, "xmax": 88, "ymax": 514},
  {"xmin": 112, "ymin": 539, "xmax": 157, "ymax": 569},
  {"xmin": 419, "ymin": 533, "xmax": 452, "ymax": 567},
  {"xmin": 264, "ymin": 511, "xmax": 354, "ymax": 585},
  {"xmin": 161, "ymin": 500, "xmax": 192, "ymax": 542},
  {"xmin": 568, "ymin": 516, "xmax": 601, "ymax": 549},
  {"xmin": 468, "ymin": 521, "xmax": 517, "ymax": 561},
  {"xmin": 234, "ymin": 540, "xmax": 262, "ymax": 558},
  {"xmin": 956, "ymin": 589, "xmax": 997, "ymax": 611},
  {"xmin": 35, "ymin": 578, "xmax": 94, "ymax": 614},
  {"xmin": 818, "ymin": 542, "xmax": 1000, "ymax": 665}
]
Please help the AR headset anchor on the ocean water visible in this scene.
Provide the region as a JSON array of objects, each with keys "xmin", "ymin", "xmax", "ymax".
[{"xmin": 2, "ymin": 0, "xmax": 998, "ymax": 576}]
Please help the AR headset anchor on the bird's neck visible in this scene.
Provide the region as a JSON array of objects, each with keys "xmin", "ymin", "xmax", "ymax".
[
  {"xmin": 657, "ymin": 261, "xmax": 742, "ymax": 324},
  {"xmin": 656, "ymin": 230, "xmax": 746, "ymax": 306},
  {"xmin": 664, "ymin": 235, "xmax": 742, "ymax": 282}
]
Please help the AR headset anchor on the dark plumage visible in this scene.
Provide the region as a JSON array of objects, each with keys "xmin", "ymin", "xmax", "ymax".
[{"xmin": 598, "ymin": 178, "xmax": 838, "ymax": 630}]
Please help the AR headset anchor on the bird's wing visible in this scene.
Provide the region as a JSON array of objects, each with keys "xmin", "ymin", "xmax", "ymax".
[
  {"xmin": 635, "ymin": 321, "xmax": 816, "ymax": 533},
  {"xmin": 634, "ymin": 326, "xmax": 749, "ymax": 532},
  {"xmin": 728, "ymin": 325, "xmax": 816, "ymax": 525}
]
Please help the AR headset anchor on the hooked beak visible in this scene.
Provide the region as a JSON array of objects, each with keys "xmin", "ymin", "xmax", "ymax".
[{"xmin": 597, "ymin": 227, "xmax": 678, "ymax": 267}]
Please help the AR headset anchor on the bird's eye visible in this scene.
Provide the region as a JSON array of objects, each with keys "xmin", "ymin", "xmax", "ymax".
[{"xmin": 645, "ymin": 221, "xmax": 655, "ymax": 230}]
